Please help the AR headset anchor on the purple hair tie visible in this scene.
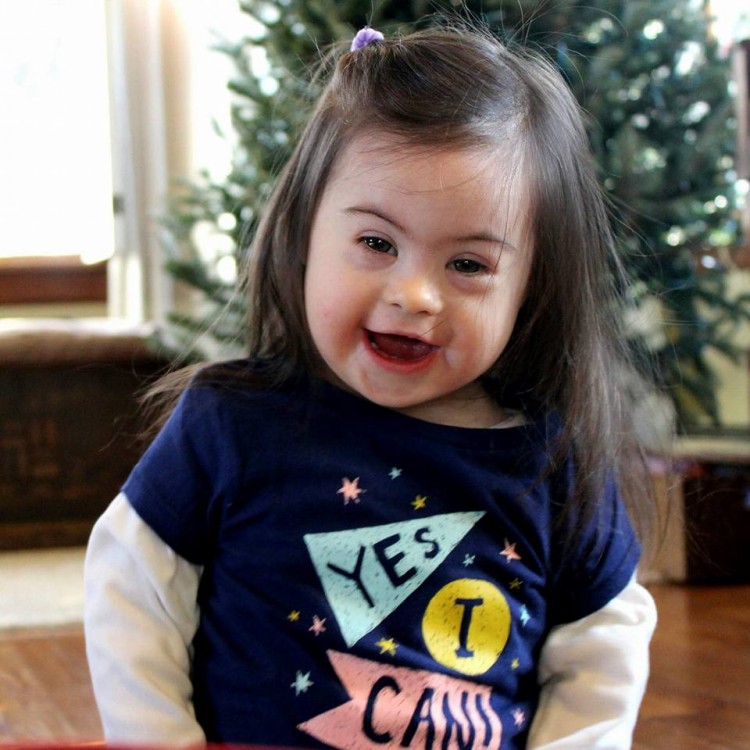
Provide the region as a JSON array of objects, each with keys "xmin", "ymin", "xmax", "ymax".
[{"xmin": 351, "ymin": 26, "xmax": 384, "ymax": 51}]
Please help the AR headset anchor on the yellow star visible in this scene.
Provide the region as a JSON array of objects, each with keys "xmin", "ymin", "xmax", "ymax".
[
  {"xmin": 376, "ymin": 637, "xmax": 398, "ymax": 656},
  {"xmin": 511, "ymin": 658, "xmax": 520, "ymax": 670},
  {"xmin": 509, "ymin": 578, "xmax": 523, "ymax": 590},
  {"xmin": 411, "ymin": 495, "xmax": 428, "ymax": 510},
  {"xmin": 287, "ymin": 610, "xmax": 301, "ymax": 622}
]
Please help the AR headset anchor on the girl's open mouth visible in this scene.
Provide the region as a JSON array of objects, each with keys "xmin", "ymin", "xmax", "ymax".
[{"xmin": 367, "ymin": 331, "xmax": 437, "ymax": 362}]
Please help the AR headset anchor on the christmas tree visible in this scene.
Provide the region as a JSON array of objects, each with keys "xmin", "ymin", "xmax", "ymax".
[{"xmin": 160, "ymin": 0, "xmax": 750, "ymax": 428}]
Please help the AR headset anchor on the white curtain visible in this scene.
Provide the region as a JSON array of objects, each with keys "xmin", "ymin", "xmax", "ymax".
[
  {"xmin": 733, "ymin": 41, "xmax": 750, "ymax": 237},
  {"xmin": 104, "ymin": 0, "xmax": 239, "ymax": 328},
  {"xmin": 106, "ymin": 0, "xmax": 172, "ymax": 326}
]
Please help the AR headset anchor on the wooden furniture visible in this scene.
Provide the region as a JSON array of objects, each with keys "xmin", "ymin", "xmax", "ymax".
[
  {"xmin": 678, "ymin": 436, "xmax": 750, "ymax": 583},
  {"xmin": 0, "ymin": 319, "xmax": 167, "ymax": 551},
  {"xmin": 647, "ymin": 435, "xmax": 750, "ymax": 584}
]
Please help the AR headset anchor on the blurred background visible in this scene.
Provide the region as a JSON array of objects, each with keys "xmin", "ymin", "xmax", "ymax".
[
  {"xmin": 0, "ymin": 2, "xmax": 749, "ymax": 746},
  {"xmin": 2, "ymin": 0, "xmax": 749, "ymax": 412},
  {"xmin": 2, "ymin": 0, "xmax": 747, "ymax": 571}
]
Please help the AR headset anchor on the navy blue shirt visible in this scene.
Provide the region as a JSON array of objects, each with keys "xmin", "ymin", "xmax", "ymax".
[{"xmin": 123, "ymin": 368, "xmax": 639, "ymax": 749}]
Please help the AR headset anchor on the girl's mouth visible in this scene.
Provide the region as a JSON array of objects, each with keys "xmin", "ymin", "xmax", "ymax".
[{"xmin": 367, "ymin": 331, "xmax": 438, "ymax": 362}]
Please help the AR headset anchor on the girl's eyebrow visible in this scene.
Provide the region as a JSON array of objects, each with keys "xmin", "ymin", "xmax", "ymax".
[
  {"xmin": 344, "ymin": 205, "xmax": 409, "ymax": 235},
  {"xmin": 343, "ymin": 204, "xmax": 517, "ymax": 251}
]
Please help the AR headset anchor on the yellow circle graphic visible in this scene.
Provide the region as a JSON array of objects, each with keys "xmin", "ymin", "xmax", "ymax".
[{"xmin": 422, "ymin": 579, "xmax": 511, "ymax": 675}]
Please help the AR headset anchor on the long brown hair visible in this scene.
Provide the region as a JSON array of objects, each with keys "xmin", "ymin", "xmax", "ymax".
[{"xmin": 154, "ymin": 24, "xmax": 655, "ymax": 545}]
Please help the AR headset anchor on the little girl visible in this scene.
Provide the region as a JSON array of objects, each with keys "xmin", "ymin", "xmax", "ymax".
[{"xmin": 85, "ymin": 24, "xmax": 657, "ymax": 750}]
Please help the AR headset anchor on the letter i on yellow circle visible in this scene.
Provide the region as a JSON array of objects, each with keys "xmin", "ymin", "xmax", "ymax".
[{"xmin": 422, "ymin": 579, "xmax": 511, "ymax": 676}]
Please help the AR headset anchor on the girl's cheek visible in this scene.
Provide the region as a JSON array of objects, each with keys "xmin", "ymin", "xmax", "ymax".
[{"xmin": 317, "ymin": 304, "xmax": 339, "ymax": 323}]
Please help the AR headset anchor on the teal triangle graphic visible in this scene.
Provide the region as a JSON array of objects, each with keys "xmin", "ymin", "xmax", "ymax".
[{"xmin": 304, "ymin": 511, "xmax": 484, "ymax": 647}]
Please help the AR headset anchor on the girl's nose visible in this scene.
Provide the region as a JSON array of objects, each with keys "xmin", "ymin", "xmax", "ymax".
[{"xmin": 384, "ymin": 272, "xmax": 443, "ymax": 316}]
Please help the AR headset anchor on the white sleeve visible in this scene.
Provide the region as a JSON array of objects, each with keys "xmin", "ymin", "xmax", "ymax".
[
  {"xmin": 527, "ymin": 575, "xmax": 657, "ymax": 750},
  {"xmin": 84, "ymin": 492, "xmax": 206, "ymax": 745}
]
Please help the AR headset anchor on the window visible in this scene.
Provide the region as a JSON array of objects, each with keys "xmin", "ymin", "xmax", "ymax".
[{"xmin": 0, "ymin": 0, "xmax": 113, "ymax": 306}]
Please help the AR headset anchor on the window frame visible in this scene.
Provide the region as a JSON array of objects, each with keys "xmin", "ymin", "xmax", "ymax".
[{"xmin": 0, "ymin": 255, "xmax": 107, "ymax": 306}]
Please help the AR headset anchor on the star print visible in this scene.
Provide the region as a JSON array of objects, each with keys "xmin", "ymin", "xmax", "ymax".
[
  {"xmin": 519, "ymin": 605, "xmax": 531, "ymax": 627},
  {"xmin": 463, "ymin": 554, "xmax": 475, "ymax": 567},
  {"xmin": 411, "ymin": 495, "xmax": 428, "ymax": 510},
  {"xmin": 291, "ymin": 670, "xmax": 313, "ymax": 695},
  {"xmin": 375, "ymin": 637, "xmax": 398, "ymax": 656},
  {"xmin": 309, "ymin": 615, "xmax": 327, "ymax": 635},
  {"xmin": 500, "ymin": 539, "xmax": 521, "ymax": 563},
  {"xmin": 509, "ymin": 578, "xmax": 523, "ymax": 590},
  {"xmin": 287, "ymin": 610, "xmax": 301, "ymax": 622},
  {"xmin": 511, "ymin": 657, "xmax": 520, "ymax": 670},
  {"xmin": 337, "ymin": 477, "xmax": 365, "ymax": 504},
  {"xmin": 512, "ymin": 708, "xmax": 526, "ymax": 727},
  {"xmin": 389, "ymin": 467, "xmax": 402, "ymax": 479}
]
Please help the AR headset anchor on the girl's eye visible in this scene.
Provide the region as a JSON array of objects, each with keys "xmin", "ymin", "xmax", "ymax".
[
  {"xmin": 451, "ymin": 258, "xmax": 487, "ymax": 274},
  {"xmin": 360, "ymin": 236, "xmax": 395, "ymax": 254}
]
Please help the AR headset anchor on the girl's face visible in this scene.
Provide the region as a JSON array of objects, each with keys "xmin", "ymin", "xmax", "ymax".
[{"xmin": 304, "ymin": 133, "xmax": 533, "ymax": 428}]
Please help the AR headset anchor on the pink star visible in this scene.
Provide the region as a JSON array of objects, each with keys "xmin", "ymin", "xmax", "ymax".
[
  {"xmin": 309, "ymin": 615, "xmax": 327, "ymax": 636},
  {"xmin": 500, "ymin": 539, "xmax": 521, "ymax": 563},
  {"xmin": 512, "ymin": 708, "xmax": 526, "ymax": 727},
  {"xmin": 337, "ymin": 477, "xmax": 365, "ymax": 504}
]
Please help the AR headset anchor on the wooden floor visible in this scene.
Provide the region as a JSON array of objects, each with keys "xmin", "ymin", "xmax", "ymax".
[
  {"xmin": 0, "ymin": 584, "xmax": 748, "ymax": 748},
  {"xmin": 633, "ymin": 585, "xmax": 750, "ymax": 750},
  {"xmin": 0, "ymin": 623, "xmax": 102, "ymax": 742}
]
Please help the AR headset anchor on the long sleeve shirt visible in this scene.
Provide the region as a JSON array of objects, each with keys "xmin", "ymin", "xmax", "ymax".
[{"xmin": 84, "ymin": 370, "xmax": 656, "ymax": 749}]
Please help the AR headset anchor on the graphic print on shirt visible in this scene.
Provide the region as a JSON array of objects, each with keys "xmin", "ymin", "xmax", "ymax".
[
  {"xmin": 303, "ymin": 511, "xmax": 485, "ymax": 647},
  {"xmin": 422, "ymin": 578, "xmax": 511, "ymax": 675},
  {"xmin": 300, "ymin": 502, "xmax": 522, "ymax": 749},
  {"xmin": 298, "ymin": 650, "xmax": 504, "ymax": 750}
]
